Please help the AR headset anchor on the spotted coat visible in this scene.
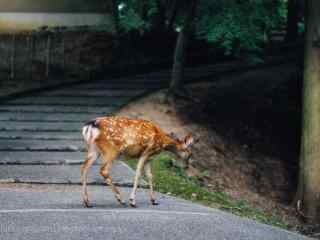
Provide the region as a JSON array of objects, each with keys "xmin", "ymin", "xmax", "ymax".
[{"xmin": 85, "ymin": 116, "xmax": 181, "ymax": 158}]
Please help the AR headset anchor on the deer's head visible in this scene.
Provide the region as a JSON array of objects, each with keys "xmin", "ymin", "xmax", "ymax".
[{"xmin": 168, "ymin": 133, "xmax": 194, "ymax": 169}]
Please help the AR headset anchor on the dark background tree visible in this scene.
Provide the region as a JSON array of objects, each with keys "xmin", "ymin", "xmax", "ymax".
[
  {"xmin": 285, "ymin": 0, "xmax": 300, "ymax": 42},
  {"xmin": 169, "ymin": 0, "xmax": 197, "ymax": 94}
]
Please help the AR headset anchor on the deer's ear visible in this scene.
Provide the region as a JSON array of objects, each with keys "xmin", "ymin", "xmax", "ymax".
[{"xmin": 184, "ymin": 134, "xmax": 194, "ymax": 148}]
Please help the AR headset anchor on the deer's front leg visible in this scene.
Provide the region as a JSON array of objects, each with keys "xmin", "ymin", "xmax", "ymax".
[{"xmin": 129, "ymin": 154, "xmax": 149, "ymax": 207}]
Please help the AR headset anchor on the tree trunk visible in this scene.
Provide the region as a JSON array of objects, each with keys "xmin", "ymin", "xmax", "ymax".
[
  {"xmin": 297, "ymin": 0, "xmax": 320, "ymax": 223},
  {"xmin": 140, "ymin": 0, "xmax": 148, "ymax": 22},
  {"xmin": 169, "ymin": 0, "xmax": 197, "ymax": 94},
  {"xmin": 154, "ymin": 0, "xmax": 166, "ymax": 33},
  {"xmin": 285, "ymin": 0, "xmax": 300, "ymax": 42},
  {"xmin": 111, "ymin": 0, "xmax": 119, "ymax": 34},
  {"xmin": 166, "ymin": 0, "xmax": 178, "ymax": 30}
]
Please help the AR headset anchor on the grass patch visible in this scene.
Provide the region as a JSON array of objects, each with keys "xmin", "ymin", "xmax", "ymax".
[{"xmin": 125, "ymin": 152, "xmax": 288, "ymax": 229}]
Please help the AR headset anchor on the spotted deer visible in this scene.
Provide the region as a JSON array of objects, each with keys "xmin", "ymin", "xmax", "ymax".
[{"xmin": 81, "ymin": 116, "xmax": 194, "ymax": 207}]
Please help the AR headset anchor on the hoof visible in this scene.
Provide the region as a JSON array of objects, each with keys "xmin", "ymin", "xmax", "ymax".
[
  {"xmin": 129, "ymin": 199, "xmax": 137, "ymax": 208},
  {"xmin": 117, "ymin": 198, "xmax": 126, "ymax": 206},
  {"xmin": 151, "ymin": 199, "xmax": 159, "ymax": 205},
  {"xmin": 129, "ymin": 203, "xmax": 137, "ymax": 208},
  {"xmin": 83, "ymin": 200, "xmax": 92, "ymax": 208}
]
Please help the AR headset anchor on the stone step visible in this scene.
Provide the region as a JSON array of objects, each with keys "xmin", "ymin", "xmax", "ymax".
[
  {"xmin": 0, "ymin": 105, "xmax": 116, "ymax": 114},
  {"xmin": 135, "ymin": 71, "xmax": 170, "ymax": 77},
  {"xmin": 0, "ymin": 162, "xmax": 138, "ymax": 186},
  {"xmin": 75, "ymin": 84, "xmax": 165, "ymax": 90},
  {"xmin": 76, "ymin": 82, "xmax": 167, "ymax": 90},
  {"xmin": 6, "ymin": 96, "xmax": 130, "ymax": 107},
  {"xmin": 40, "ymin": 89, "xmax": 146, "ymax": 97},
  {"xmin": 0, "ymin": 139, "xmax": 84, "ymax": 151},
  {"xmin": 92, "ymin": 78, "xmax": 168, "ymax": 84},
  {"xmin": 0, "ymin": 121, "xmax": 83, "ymax": 131},
  {"xmin": 0, "ymin": 130, "xmax": 81, "ymax": 140},
  {"xmin": 0, "ymin": 151, "xmax": 85, "ymax": 165},
  {"xmin": 0, "ymin": 112, "xmax": 101, "ymax": 122}
]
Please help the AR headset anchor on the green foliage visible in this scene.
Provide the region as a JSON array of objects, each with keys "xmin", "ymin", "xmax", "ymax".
[
  {"xmin": 119, "ymin": 8, "xmax": 147, "ymax": 32},
  {"xmin": 118, "ymin": 0, "xmax": 158, "ymax": 32},
  {"xmin": 298, "ymin": 21, "xmax": 305, "ymax": 34},
  {"xmin": 125, "ymin": 152, "xmax": 288, "ymax": 229},
  {"xmin": 117, "ymin": 0, "xmax": 288, "ymax": 60},
  {"xmin": 196, "ymin": 0, "xmax": 287, "ymax": 60}
]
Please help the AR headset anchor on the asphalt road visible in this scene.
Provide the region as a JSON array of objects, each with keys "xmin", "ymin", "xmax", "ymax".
[{"xmin": 0, "ymin": 185, "xmax": 311, "ymax": 240}]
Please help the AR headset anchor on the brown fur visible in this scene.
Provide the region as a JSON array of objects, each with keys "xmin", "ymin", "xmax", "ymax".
[{"xmin": 81, "ymin": 116, "xmax": 193, "ymax": 207}]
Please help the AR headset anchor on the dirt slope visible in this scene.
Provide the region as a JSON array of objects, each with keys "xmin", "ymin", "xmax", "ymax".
[{"xmin": 117, "ymin": 63, "xmax": 302, "ymax": 229}]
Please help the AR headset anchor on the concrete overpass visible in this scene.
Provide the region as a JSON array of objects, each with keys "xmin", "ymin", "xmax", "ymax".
[{"xmin": 0, "ymin": 0, "xmax": 114, "ymax": 32}]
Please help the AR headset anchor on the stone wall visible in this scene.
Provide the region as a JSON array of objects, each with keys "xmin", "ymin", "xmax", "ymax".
[
  {"xmin": 0, "ymin": 27, "xmax": 114, "ymax": 98},
  {"xmin": 0, "ymin": 0, "xmax": 111, "ymax": 13}
]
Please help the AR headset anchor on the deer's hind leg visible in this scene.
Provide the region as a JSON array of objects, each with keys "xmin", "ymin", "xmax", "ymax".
[
  {"xmin": 99, "ymin": 149, "xmax": 125, "ymax": 205},
  {"xmin": 144, "ymin": 162, "xmax": 158, "ymax": 205},
  {"xmin": 81, "ymin": 145, "xmax": 98, "ymax": 208}
]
